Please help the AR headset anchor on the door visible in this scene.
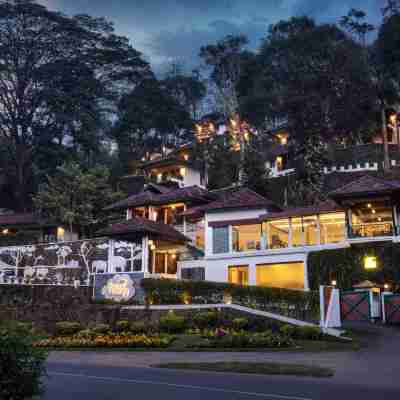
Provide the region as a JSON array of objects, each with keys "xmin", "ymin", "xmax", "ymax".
[
  {"xmin": 384, "ymin": 295, "xmax": 400, "ymax": 324},
  {"xmin": 341, "ymin": 290, "xmax": 371, "ymax": 321}
]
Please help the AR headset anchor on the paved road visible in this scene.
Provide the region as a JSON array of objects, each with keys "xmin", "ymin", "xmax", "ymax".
[{"xmin": 43, "ymin": 324, "xmax": 400, "ymax": 399}]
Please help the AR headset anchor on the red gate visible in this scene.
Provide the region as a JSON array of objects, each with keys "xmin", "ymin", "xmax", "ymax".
[
  {"xmin": 384, "ymin": 295, "xmax": 400, "ymax": 324},
  {"xmin": 341, "ymin": 291, "xmax": 371, "ymax": 321}
]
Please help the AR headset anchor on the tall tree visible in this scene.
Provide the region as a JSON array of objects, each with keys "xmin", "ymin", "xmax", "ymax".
[
  {"xmin": 33, "ymin": 162, "xmax": 124, "ymax": 238},
  {"xmin": 0, "ymin": 0, "xmax": 151, "ymax": 210}
]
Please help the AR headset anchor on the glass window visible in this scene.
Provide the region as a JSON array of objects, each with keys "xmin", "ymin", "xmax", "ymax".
[
  {"xmin": 320, "ymin": 213, "xmax": 346, "ymax": 244},
  {"xmin": 303, "ymin": 215, "xmax": 318, "ymax": 246},
  {"xmin": 232, "ymin": 224, "xmax": 261, "ymax": 252},
  {"xmin": 291, "ymin": 217, "xmax": 304, "ymax": 247},
  {"xmin": 256, "ymin": 263, "xmax": 305, "ymax": 289},
  {"xmin": 154, "ymin": 252, "xmax": 165, "ymax": 274},
  {"xmin": 266, "ymin": 219, "xmax": 289, "ymax": 249},
  {"xmin": 213, "ymin": 226, "xmax": 229, "ymax": 254},
  {"xmin": 229, "ymin": 265, "xmax": 249, "ymax": 285},
  {"xmin": 351, "ymin": 201, "xmax": 393, "ymax": 237},
  {"xmin": 195, "ymin": 220, "xmax": 205, "ymax": 250},
  {"xmin": 167, "ymin": 254, "xmax": 178, "ymax": 275}
]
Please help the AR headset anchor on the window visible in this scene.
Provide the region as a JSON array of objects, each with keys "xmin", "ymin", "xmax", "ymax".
[
  {"xmin": 195, "ymin": 220, "xmax": 205, "ymax": 250},
  {"xmin": 320, "ymin": 213, "xmax": 345, "ymax": 244},
  {"xmin": 302, "ymin": 216, "xmax": 318, "ymax": 246},
  {"xmin": 213, "ymin": 226, "xmax": 229, "ymax": 254},
  {"xmin": 351, "ymin": 201, "xmax": 393, "ymax": 237},
  {"xmin": 232, "ymin": 224, "xmax": 261, "ymax": 252},
  {"xmin": 266, "ymin": 219, "xmax": 289, "ymax": 249},
  {"xmin": 256, "ymin": 263, "xmax": 305, "ymax": 290},
  {"xmin": 229, "ymin": 265, "xmax": 249, "ymax": 285},
  {"xmin": 153, "ymin": 252, "xmax": 178, "ymax": 275},
  {"xmin": 181, "ymin": 267, "xmax": 205, "ymax": 281},
  {"xmin": 291, "ymin": 217, "xmax": 303, "ymax": 247}
]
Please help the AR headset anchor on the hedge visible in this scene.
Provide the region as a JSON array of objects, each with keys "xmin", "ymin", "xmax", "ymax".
[
  {"xmin": 308, "ymin": 243, "xmax": 400, "ymax": 291},
  {"xmin": 141, "ymin": 279, "xmax": 319, "ymax": 322}
]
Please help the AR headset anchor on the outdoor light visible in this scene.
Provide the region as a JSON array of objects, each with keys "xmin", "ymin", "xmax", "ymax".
[
  {"xmin": 183, "ymin": 154, "xmax": 189, "ymax": 161},
  {"xmin": 331, "ymin": 280, "xmax": 337, "ymax": 286},
  {"xmin": 150, "ymin": 245, "xmax": 156, "ymax": 251},
  {"xmin": 372, "ymin": 209, "xmax": 376, "ymax": 214},
  {"xmin": 57, "ymin": 227, "xmax": 65, "ymax": 237},
  {"xmin": 2, "ymin": 229, "xmax": 8, "ymax": 235},
  {"xmin": 180, "ymin": 167, "xmax": 186, "ymax": 177},
  {"xmin": 384, "ymin": 283, "xmax": 390, "ymax": 290},
  {"xmin": 148, "ymin": 240, "xmax": 154, "ymax": 246},
  {"xmin": 367, "ymin": 203, "xmax": 372, "ymax": 208},
  {"xmin": 364, "ymin": 256, "xmax": 377, "ymax": 270}
]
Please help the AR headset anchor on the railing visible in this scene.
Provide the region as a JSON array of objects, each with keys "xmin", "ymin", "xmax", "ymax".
[{"xmin": 349, "ymin": 223, "xmax": 394, "ymax": 238}]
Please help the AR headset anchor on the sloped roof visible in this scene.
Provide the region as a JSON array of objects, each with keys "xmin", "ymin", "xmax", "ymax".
[
  {"xmin": 0, "ymin": 213, "xmax": 52, "ymax": 228},
  {"xmin": 98, "ymin": 217, "xmax": 189, "ymax": 243},
  {"xmin": 105, "ymin": 185, "xmax": 213, "ymax": 211},
  {"xmin": 329, "ymin": 175, "xmax": 400, "ymax": 198},
  {"xmin": 260, "ymin": 200, "xmax": 343, "ymax": 221},
  {"xmin": 183, "ymin": 188, "xmax": 280, "ymax": 216}
]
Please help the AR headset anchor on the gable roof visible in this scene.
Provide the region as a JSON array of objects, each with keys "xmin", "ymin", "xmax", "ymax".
[
  {"xmin": 260, "ymin": 200, "xmax": 343, "ymax": 221},
  {"xmin": 98, "ymin": 217, "xmax": 189, "ymax": 243},
  {"xmin": 105, "ymin": 185, "xmax": 214, "ymax": 211},
  {"xmin": 329, "ymin": 175, "xmax": 400, "ymax": 198}
]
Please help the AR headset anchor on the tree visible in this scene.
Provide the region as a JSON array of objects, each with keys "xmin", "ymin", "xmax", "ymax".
[
  {"xmin": 33, "ymin": 162, "xmax": 124, "ymax": 238},
  {"xmin": 112, "ymin": 78, "xmax": 193, "ymax": 171},
  {"xmin": 0, "ymin": 0, "xmax": 151, "ymax": 210}
]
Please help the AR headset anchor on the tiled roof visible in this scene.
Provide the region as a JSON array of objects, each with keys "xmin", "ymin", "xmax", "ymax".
[
  {"xmin": 184, "ymin": 188, "xmax": 280, "ymax": 216},
  {"xmin": 260, "ymin": 200, "xmax": 343, "ymax": 221},
  {"xmin": 329, "ymin": 175, "xmax": 400, "ymax": 198},
  {"xmin": 106, "ymin": 185, "xmax": 213, "ymax": 211},
  {"xmin": 98, "ymin": 217, "xmax": 189, "ymax": 243},
  {"xmin": 0, "ymin": 213, "xmax": 43, "ymax": 227}
]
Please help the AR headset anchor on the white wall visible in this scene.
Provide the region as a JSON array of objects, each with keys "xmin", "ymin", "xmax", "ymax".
[{"xmin": 183, "ymin": 167, "xmax": 202, "ymax": 187}]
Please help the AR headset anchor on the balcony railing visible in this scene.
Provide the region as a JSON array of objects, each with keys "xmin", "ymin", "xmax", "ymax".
[{"xmin": 348, "ymin": 222, "xmax": 394, "ymax": 238}]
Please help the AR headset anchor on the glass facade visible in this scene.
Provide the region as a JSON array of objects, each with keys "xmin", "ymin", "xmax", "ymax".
[
  {"xmin": 320, "ymin": 213, "xmax": 346, "ymax": 244},
  {"xmin": 256, "ymin": 263, "xmax": 305, "ymax": 289},
  {"xmin": 228, "ymin": 265, "xmax": 249, "ymax": 285},
  {"xmin": 232, "ymin": 224, "xmax": 262, "ymax": 252},
  {"xmin": 266, "ymin": 219, "xmax": 290, "ymax": 249}
]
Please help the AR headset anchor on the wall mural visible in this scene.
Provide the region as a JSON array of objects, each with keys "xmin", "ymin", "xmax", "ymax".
[{"xmin": 0, "ymin": 239, "xmax": 142, "ymax": 286}]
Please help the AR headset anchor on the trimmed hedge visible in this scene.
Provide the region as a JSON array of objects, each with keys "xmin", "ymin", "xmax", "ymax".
[{"xmin": 141, "ymin": 279, "xmax": 319, "ymax": 322}]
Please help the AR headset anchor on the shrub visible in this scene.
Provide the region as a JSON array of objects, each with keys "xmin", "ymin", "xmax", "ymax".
[
  {"xmin": 296, "ymin": 326, "xmax": 323, "ymax": 340},
  {"xmin": 91, "ymin": 324, "xmax": 111, "ymax": 335},
  {"xmin": 130, "ymin": 321, "xmax": 147, "ymax": 334},
  {"xmin": 77, "ymin": 329, "xmax": 94, "ymax": 338},
  {"xmin": 55, "ymin": 322, "xmax": 82, "ymax": 336},
  {"xmin": 280, "ymin": 324, "xmax": 296, "ymax": 337},
  {"xmin": 193, "ymin": 311, "xmax": 218, "ymax": 329},
  {"xmin": 232, "ymin": 317, "xmax": 248, "ymax": 331},
  {"xmin": 115, "ymin": 320, "xmax": 131, "ymax": 332},
  {"xmin": 159, "ymin": 312, "xmax": 185, "ymax": 333},
  {"xmin": 0, "ymin": 326, "xmax": 48, "ymax": 400}
]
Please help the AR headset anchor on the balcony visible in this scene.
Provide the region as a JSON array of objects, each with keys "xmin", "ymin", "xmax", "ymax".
[{"xmin": 349, "ymin": 222, "xmax": 394, "ymax": 239}]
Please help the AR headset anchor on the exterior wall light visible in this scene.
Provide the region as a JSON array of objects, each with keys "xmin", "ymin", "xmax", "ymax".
[
  {"xmin": 2, "ymin": 229, "xmax": 8, "ymax": 235},
  {"xmin": 57, "ymin": 227, "xmax": 65, "ymax": 238},
  {"xmin": 180, "ymin": 167, "xmax": 186, "ymax": 177},
  {"xmin": 364, "ymin": 256, "xmax": 377, "ymax": 270},
  {"xmin": 331, "ymin": 280, "xmax": 337, "ymax": 286},
  {"xmin": 384, "ymin": 283, "xmax": 390, "ymax": 290}
]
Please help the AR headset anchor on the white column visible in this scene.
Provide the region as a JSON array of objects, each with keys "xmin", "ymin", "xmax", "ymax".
[
  {"xmin": 229, "ymin": 225, "xmax": 233, "ymax": 253},
  {"xmin": 107, "ymin": 239, "xmax": 114, "ymax": 273},
  {"xmin": 141, "ymin": 236, "xmax": 149, "ymax": 273},
  {"xmin": 304, "ymin": 255, "xmax": 310, "ymax": 291}
]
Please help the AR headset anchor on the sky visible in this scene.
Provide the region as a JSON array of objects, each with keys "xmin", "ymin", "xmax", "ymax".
[{"xmin": 39, "ymin": 0, "xmax": 384, "ymax": 72}]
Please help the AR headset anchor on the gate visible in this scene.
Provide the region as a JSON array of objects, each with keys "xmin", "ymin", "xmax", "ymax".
[
  {"xmin": 341, "ymin": 291, "xmax": 371, "ymax": 321},
  {"xmin": 383, "ymin": 295, "xmax": 400, "ymax": 324}
]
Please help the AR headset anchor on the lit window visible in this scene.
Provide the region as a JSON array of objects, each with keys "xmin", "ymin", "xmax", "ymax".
[
  {"xmin": 229, "ymin": 265, "xmax": 249, "ymax": 285},
  {"xmin": 256, "ymin": 263, "xmax": 305, "ymax": 289},
  {"xmin": 320, "ymin": 213, "xmax": 346, "ymax": 244},
  {"xmin": 232, "ymin": 225, "xmax": 261, "ymax": 252},
  {"xmin": 266, "ymin": 219, "xmax": 289, "ymax": 249}
]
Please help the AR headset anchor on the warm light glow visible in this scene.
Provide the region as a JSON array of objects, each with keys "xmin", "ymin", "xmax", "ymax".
[
  {"xmin": 367, "ymin": 203, "xmax": 372, "ymax": 208},
  {"xmin": 384, "ymin": 283, "xmax": 390, "ymax": 290},
  {"xmin": 57, "ymin": 227, "xmax": 65, "ymax": 237},
  {"xmin": 171, "ymin": 253, "xmax": 177, "ymax": 259},
  {"xmin": 230, "ymin": 118, "xmax": 237, "ymax": 128},
  {"xmin": 148, "ymin": 240, "xmax": 154, "ymax": 246},
  {"xmin": 390, "ymin": 114, "xmax": 397, "ymax": 124},
  {"xmin": 244, "ymin": 132, "xmax": 249, "ymax": 141},
  {"xmin": 153, "ymin": 211, "xmax": 158, "ymax": 220},
  {"xmin": 372, "ymin": 209, "xmax": 376, "ymax": 214},
  {"xmin": 180, "ymin": 167, "xmax": 186, "ymax": 177},
  {"xmin": 157, "ymin": 173, "xmax": 162, "ymax": 181},
  {"xmin": 150, "ymin": 244, "xmax": 156, "ymax": 251},
  {"xmin": 183, "ymin": 154, "xmax": 189, "ymax": 161},
  {"xmin": 196, "ymin": 124, "xmax": 202, "ymax": 134},
  {"xmin": 364, "ymin": 256, "xmax": 377, "ymax": 270},
  {"xmin": 209, "ymin": 123, "xmax": 215, "ymax": 131},
  {"xmin": 2, "ymin": 229, "xmax": 8, "ymax": 235},
  {"xmin": 331, "ymin": 280, "xmax": 337, "ymax": 286}
]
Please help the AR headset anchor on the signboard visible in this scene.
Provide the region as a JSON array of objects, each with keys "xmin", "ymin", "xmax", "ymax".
[{"xmin": 93, "ymin": 272, "xmax": 145, "ymax": 303}]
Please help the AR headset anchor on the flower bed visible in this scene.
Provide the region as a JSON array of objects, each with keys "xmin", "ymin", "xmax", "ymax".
[{"xmin": 34, "ymin": 333, "xmax": 173, "ymax": 349}]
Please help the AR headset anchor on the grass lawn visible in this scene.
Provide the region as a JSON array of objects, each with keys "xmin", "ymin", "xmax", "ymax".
[{"xmin": 153, "ymin": 361, "xmax": 335, "ymax": 378}]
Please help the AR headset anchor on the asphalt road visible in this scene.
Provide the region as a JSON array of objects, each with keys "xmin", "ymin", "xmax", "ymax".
[{"xmin": 43, "ymin": 361, "xmax": 399, "ymax": 400}]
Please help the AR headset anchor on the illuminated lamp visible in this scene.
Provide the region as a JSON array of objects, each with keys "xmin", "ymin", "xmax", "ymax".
[
  {"xmin": 171, "ymin": 253, "xmax": 177, "ymax": 259},
  {"xmin": 372, "ymin": 209, "xmax": 376, "ymax": 214},
  {"xmin": 364, "ymin": 256, "xmax": 377, "ymax": 270},
  {"xmin": 331, "ymin": 280, "xmax": 337, "ymax": 286},
  {"xmin": 57, "ymin": 227, "xmax": 65, "ymax": 237},
  {"xmin": 180, "ymin": 167, "xmax": 186, "ymax": 177},
  {"xmin": 148, "ymin": 240, "xmax": 154, "ymax": 246},
  {"xmin": 2, "ymin": 229, "xmax": 8, "ymax": 235},
  {"xmin": 384, "ymin": 283, "xmax": 390, "ymax": 290},
  {"xmin": 150, "ymin": 244, "xmax": 156, "ymax": 251},
  {"xmin": 183, "ymin": 154, "xmax": 189, "ymax": 161},
  {"xmin": 367, "ymin": 203, "xmax": 372, "ymax": 208}
]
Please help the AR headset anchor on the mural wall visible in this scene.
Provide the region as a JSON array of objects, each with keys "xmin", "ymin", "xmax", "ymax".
[{"xmin": 0, "ymin": 239, "xmax": 142, "ymax": 286}]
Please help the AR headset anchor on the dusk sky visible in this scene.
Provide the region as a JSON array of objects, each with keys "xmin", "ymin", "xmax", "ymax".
[{"xmin": 39, "ymin": 0, "xmax": 384, "ymax": 71}]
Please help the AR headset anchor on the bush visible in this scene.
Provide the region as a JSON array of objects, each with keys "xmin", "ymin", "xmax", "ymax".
[
  {"xmin": 55, "ymin": 322, "xmax": 82, "ymax": 336},
  {"xmin": 159, "ymin": 312, "xmax": 185, "ymax": 333},
  {"xmin": 77, "ymin": 329, "xmax": 94, "ymax": 338},
  {"xmin": 115, "ymin": 320, "xmax": 130, "ymax": 332},
  {"xmin": 193, "ymin": 311, "xmax": 218, "ymax": 329},
  {"xmin": 296, "ymin": 326, "xmax": 323, "ymax": 340},
  {"xmin": 130, "ymin": 321, "xmax": 147, "ymax": 334},
  {"xmin": 232, "ymin": 317, "xmax": 248, "ymax": 331},
  {"xmin": 280, "ymin": 324, "xmax": 296, "ymax": 337},
  {"xmin": 91, "ymin": 324, "xmax": 111, "ymax": 335},
  {"xmin": 0, "ymin": 326, "xmax": 48, "ymax": 400}
]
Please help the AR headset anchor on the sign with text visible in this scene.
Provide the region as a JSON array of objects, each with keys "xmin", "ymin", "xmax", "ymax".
[{"xmin": 94, "ymin": 272, "xmax": 144, "ymax": 303}]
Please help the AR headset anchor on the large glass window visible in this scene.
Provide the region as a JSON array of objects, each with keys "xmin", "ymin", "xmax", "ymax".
[
  {"xmin": 232, "ymin": 224, "xmax": 261, "ymax": 252},
  {"xmin": 228, "ymin": 265, "xmax": 249, "ymax": 285},
  {"xmin": 213, "ymin": 226, "xmax": 229, "ymax": 254},
  {"xmin": 256, "ymin": 263, "xmax": 305, "ymax": 290},
  {"xmin": 351, "ymin": 201, "xmax": 393, "ymax": 237},
  {"xmin": 303, "ymin": 216, "xmax": 319, "ymax": 246},
  {"xmin": 291, "ymin": 217, "xmax": 304, "ymax": 247},
  {"xmin": 266, "ymin": 219, "xmax": 289, "ymax": 249},
  {"xmin": 320, "ymin": 213, "xmax": 346, "ymax": 244}
]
